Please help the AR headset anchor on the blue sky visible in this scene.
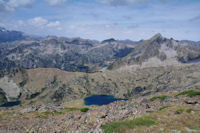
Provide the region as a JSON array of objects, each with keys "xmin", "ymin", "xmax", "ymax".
[{"xmin": 0, "ymin": 0, "xmax": 200, "ymax": 41}]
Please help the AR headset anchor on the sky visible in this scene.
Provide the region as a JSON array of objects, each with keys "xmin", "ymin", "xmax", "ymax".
[{"xmin": 0, "ymin": 0, "xmax": 200, "ymax": 41}]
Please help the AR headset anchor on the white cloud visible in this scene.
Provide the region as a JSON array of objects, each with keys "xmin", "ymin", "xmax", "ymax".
[
  {"xmin": 2, "ymin": 17, "xmax": 63, "ymax": 36},
  {"xmin": 28, "ymin": 17, "xmax": 48, "ymax": 27},
  {"xmin": 26, "ymin": 17, "xmax": 62, "ymax": 30},
  {"xmin": 0, "ymin": 0, "xmax": 67, "ymax": 13},
  {"xmin": 0, "ymin": 0, "xmax": 34, "ymax": 12},
  {"xmin": 189, "ymin": 14, "xmax": 200, "ymax": 22},
  {"xmin": 98, "ymin": 0, "xmax": 147, "ymax": 6},
  {"xmin": 47, "ymin": 21, "xmax": 61, "ymax": 27},
  {"xmin": 17, "ymin": 17, "xmax": 62, "ymax": 34},
  {"xmin": 45, "ymin": 0, "xmax": 67, "ymax": 6},
  {"xmin": 97, "ymin": 0, "xmax": 171, "ymax": 6},
  {"xmin": 0, "ymin": 0, "xmax": 6, "ymax": 11},
  {"xmin": 17, "ymin": 20, "xmax": 24, "ymax": 25}
]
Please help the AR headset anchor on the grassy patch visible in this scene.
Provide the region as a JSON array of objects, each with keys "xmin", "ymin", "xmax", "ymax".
[
  {"xmin": 63, "ymin": 107, "xmax": 80, "ymax": 112},
  {"xmin": 176, "ymin": 90, "xmax": 200, "ymax": 97},
  {"xmin": 196, "ymin": 88, "xmax": 200, "ymax": 90},
  {"xmin": 102, "ymin": 116, "xmax": 156, "ymax": 133},
  {"xmin": 186, "ymin": 108, "xmax": 193, "ymax": 113},
  {"xmin": 150, "ymin": 95, "xmax": 167, "ymax": 102},
  {"xmin": 35, "ymin": 112, "xmax": 49, "ymax": 119},
  {"xmin": 0, "ymin": 111, "xmax": 13, "ymax": 120},
  {"xmin": 35, "ymin": 107, "xmax": 90, "ymax": 119},
  {"xmin": 64, "ymin": 107, "xmax": 89, "ymax": 112},
  {"xmin": 159, "ymin": 106, "xmax": 170, "ymax": 111},
  {"xmin": 175, "ymin": 109, "xmax": 184, "ymax": 114},
  {"xmin": 35, "ymin": 111, "xmax": 64, "ymax": 119},
  {"xmin": 107, "ymin": 64, "xmax": 114, "ymax": 70},
  {"xmin": 80, "ymin": 108, "xmax": 89, "ymax": 112}
]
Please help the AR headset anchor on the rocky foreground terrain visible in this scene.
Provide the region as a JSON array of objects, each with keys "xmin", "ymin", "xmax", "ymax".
[{"xmin": 0, "ymin": 88, "xmax": 199, "ymax": 132}]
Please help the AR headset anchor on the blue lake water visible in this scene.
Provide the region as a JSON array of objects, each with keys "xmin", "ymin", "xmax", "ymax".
[
  {"xmin": 84, "ymin": 94, "xmax": 127, "ymax": 106},
  {"xmin": 0, "ymin": 101, "xmax": 21, "ymax": 107}
]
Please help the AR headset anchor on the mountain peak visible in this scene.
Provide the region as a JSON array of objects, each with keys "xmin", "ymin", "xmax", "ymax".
[
  {"xmin": 101, "ymin": 38, "xmax": 116, "ymax": 43},
  {"xmin": 149, "ymin": 33, "xmax": 165, "ymax": 43},
  {"xmin": 152, "ymin": 33, "xmax": 162, "ymax": 39},
  {"xmin": 0, "ymin": 27, "xmax": 7, "ymax": 32}
]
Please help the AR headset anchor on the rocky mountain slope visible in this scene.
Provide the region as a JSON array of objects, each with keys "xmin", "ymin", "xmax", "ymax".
[
  {"xmin": 0, "ymin": 28, "xmax": 137, "ymax": 72},
  {"xmin": 108, "ymin": 33, "xmax": 200, "ymax": 70}
]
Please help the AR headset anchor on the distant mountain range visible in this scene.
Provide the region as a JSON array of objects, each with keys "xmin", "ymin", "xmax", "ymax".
[{"xmin": 0, "ymin": 27, "xmax": 199, "ymax": 72}]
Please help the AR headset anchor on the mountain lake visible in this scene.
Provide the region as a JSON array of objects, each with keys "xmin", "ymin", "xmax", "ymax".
[{"xmin": 84, "ymin": 94, "xmax": 127, "ymax": 106}]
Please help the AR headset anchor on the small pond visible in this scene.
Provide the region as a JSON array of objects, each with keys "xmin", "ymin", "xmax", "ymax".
[
  {"xmin": 0, "ymin": 101, "xmax": 21, "ymax": 107},
  {"xmin": 84, "ymin": 94, "xmax": 127, "ymax": 106}
]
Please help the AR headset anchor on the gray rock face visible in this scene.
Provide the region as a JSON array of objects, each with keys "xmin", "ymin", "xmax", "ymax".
[{"xmin": 0, "ymin": 76, "xmax": 21, "ymax": 101}]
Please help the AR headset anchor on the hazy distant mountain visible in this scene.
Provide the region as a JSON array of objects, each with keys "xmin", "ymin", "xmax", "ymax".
[
  {"xmin": 0, "ymin": 27, "xmax": 29, "ymax": 42},
  {"xmin": 180, "ymin": 40, "xmax": 200, "ymax": 45},
  {"xmin": 118, "ymin": 39, "xmax": 137, "ymax": 44},
  {"xmin": 101, "ymin": 38, "xmax": 116, "ymax": 43}
]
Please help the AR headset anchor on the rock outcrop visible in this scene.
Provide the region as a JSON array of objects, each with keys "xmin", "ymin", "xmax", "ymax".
[{"xmin": 0, "ymin": 76, "xmax": 21, "ymax": 101}]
